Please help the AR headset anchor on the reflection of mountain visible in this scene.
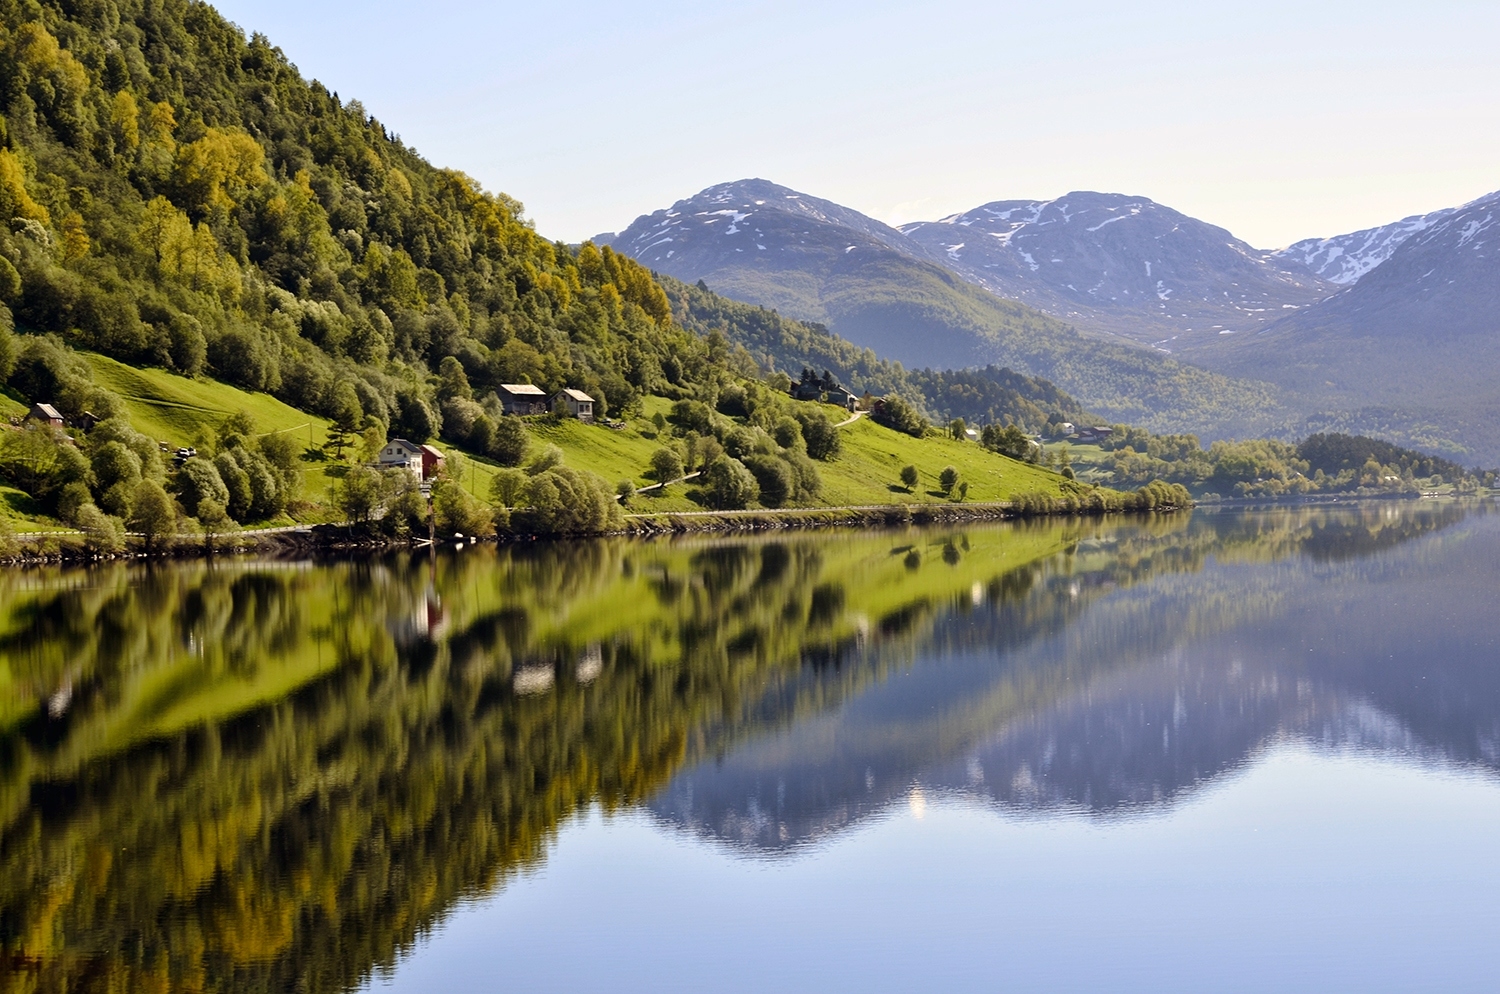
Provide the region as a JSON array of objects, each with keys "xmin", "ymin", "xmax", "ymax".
[
  {"xmin": 0, "ymin": 503, "xmax": 1485, "ymax": 990},
  {"xmin": 649, "ymin": 502, "xmax": 1495, "ymax": 852}
]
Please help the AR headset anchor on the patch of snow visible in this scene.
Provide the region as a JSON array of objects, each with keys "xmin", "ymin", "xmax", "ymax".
[{"xmin": 1018, "ymin": 251, "xmax": 1040, "ymax": 272}]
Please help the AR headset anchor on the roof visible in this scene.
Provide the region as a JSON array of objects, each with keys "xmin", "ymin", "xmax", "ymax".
[
  {"xmin": 420, "ymin": 444, "xmax": 445, "ymax": 459},
  {"xmin": 384, "ymin": 438, "xmax": 422, "ymax": 454},
  {"xmin": 31, "ymin": 403, "xmax": 62, "ymax": 419},
  {"xmin": 556, "ymin": 388, "xmax": 594, "ymax": 403},
  {"xmin": 499, "ymin": 383, "xmax": 547, "ymax": 396}
]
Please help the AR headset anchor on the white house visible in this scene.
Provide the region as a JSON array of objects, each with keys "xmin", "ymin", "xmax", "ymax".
[
  {"xmin": 553, "ymin": 388, "xmax": 595, "ymax": 422},
  {"xmin": 378, "ymin": 438, "xmax": 424, "ymax": 478}
]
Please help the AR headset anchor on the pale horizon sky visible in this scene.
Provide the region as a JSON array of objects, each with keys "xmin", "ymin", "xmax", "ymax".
[{"xmin": 212, "ymin": 0, "xmax": 1500, "ymax": 249}]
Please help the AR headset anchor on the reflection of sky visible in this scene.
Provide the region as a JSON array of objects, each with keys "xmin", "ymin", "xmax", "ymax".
[
  {"xmin": 366, "ymin": 506, "xmax": 1500, "ymax": 991},
  {"xmin": 367, "ymin": 746, "xmax": 1500, "ymax": 993}
]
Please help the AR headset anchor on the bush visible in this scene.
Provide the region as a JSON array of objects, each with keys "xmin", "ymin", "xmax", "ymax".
[
  {"xmin": 432, "ymin": 478, "xmax": 493, "ymax": 537},
  {"xmin": 980, "ymin": 423, "xmax": 1039, "ymax": 462},
  {"xmin": 649, "ymin": 447, "xmax": 684, "ymax": 485},
  {"xmin": 743, "ymin": 453, "xmax": 795, "ymax": 508},
  {"xmin": 899, "ymin": 464, "xmax": 918, "ymax": 491},
  {"xmin": 128, "ymin": 480, "xmax": 177, "ymax": 549},
  {"xmin": 938, "ymin": 466, "xmax": 959, "ymax": 493},
  {"xmin": 75, "ymin": 503, "xmax": 126, "ymax": 554},
  {"xmin": 702, "ymin": 455, "xmax": 757, "ymax": 510},
  {"xmin": 489, "ymin": 416, "xmax": 530, "ymax": 466},
  {"xmin": 873, "ymin": 394, "xmax": 928, "ymax": 437},
  {"xmin": 795, "ymin": 410, "xmax": 842, "ymax": 460},
  {"xmin": 175, "ymin": 457, "xmax": 229, "ymax": 518},
  {"xmin": 510, "ymin": 466, "xmax": 622, "ymax": 534}
]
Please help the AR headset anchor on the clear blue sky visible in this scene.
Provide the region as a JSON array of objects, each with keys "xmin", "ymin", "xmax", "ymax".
[{"xmin": 212, "ymin": 0, "xmax": 1500, "ymax": 248}]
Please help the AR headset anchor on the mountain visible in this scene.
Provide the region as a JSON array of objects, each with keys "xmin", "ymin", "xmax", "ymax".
[
  {"xmin": 607, "ymin": 180, "xmax": 1288, "ymax": 438},
  {"xmin": 1273, "ymin": 205, "xmax": 1460, "ymax": 285},
  {"xmin": 899, "ymin": 192, "xmax": 1334, "ymax": 351},
  {"xmin": 1208, "ymin": 189, "xmax": 1500, "ymax": 463},
  {"xmin": 660, "ymin": 275, "xmax": 1097, "ymax": 429}
]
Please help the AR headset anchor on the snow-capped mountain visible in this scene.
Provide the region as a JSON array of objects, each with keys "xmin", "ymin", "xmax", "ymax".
[
  {"xmin": 604, "ymin": 180, "xmax": 1287, "ymax": 436},
  {"xmin": 899, "ymin": 192, "xmax": 1333, "ymax": 350},
  {"xmin": 1210, "ymin": 188, "xmax": 1500, "ymax": 464},
  {"xmin": 1274, "ymin": 207, "xmax": 1460, "ymax": 285}
]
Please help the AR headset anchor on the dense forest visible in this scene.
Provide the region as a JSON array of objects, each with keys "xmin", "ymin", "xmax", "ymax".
[{"xmin": 0, "ymin": 0, "xmax": 737, "ymax": 437}]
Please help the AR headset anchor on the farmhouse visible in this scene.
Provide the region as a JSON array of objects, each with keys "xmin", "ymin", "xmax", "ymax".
[
  {"xmin": 377, "ymin": 438, "xmax": 424, "ymax": 478},
  {"xmin": 27, "ymin": 403, "xmax": 64, "ymax": 428},
  {"xmin": 553, "ymin": 388, "xmax": 595, "ymax": 422},
  {"xmin": 497, "ymin": 383, "xmax": 548, "ymax": 415}
]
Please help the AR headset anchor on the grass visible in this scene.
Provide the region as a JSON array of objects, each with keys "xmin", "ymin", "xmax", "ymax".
[
  {"xmin": 84, "ymin": 353, "xmax": 345, "ymax": 508},
  {"xmin": 2, "ymin": 357, "xmax": 1101, "ymax": 531}
]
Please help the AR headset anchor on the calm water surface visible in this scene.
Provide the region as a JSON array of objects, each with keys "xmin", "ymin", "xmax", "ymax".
[{"xmin": 3, "ymin": 502, "xmax": 1499, "ymax": 992}]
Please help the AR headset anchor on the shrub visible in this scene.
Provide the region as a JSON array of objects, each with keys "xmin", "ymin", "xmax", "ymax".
[
  {"xmin": 489, "ymin": 416, "xmax": 530, "ymax": 466},
  {"xmin": 938, "ymin": 466, "xmax": 959, "ymax": 494},
  {"xmin": 175, "ymin": 457, "xmax": 229, "ymax": 518},
  {"xmin": 649, "ymin": 447, "xmax": 684, "ymax": 485},
  {"xmin": 795, "ymin": 410, "xmax": 842, "ymax": 460},
  {"xmin": 743, "ymin": 453, "xmax": 795, "ymax": 508},
  {"xmin": 702, "ymin": 455, "xmax": 757, "ymax": 510},
  {"xmin": 511, "ymin": 466, "xmax": 622, "ymax": 534},
  {"xmin": 899, "ymin": 464, "xmax": 918, "ymax": 491},
  {"xmin": 873, "ymin": 394, "xmax": 928, "ymax": 437}
]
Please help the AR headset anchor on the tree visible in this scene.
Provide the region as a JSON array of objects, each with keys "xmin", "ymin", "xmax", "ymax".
[
  {"xmin": 650, "ymin": 447, "xmax": 684, "ymax": 486},
  {"xmin": 489, "ymin": 468, "xmax": 528, "ymax": 507},
  {"xmin": 900, "ymin": 464, "xmax": 918, "ymax": 491},
  {"xmin": 334, "ymin": 465, "xmax": 382, "ymax": 524},
  {"xmin": 949, "ymin": 418, "xmax": 967, "ymax": 440},
  {"xmin": 329, "ymin": 381, "xmax": 363, "ymax": 459},
  {"xmin": 981, "ymin": 423, "xmax": 1039, "ymax": 463},
  {"xmin": 795, "ymin": 410, "xmax": 842, "ymax": 461},
  {"xmin": 432, "ymin": 478, "xmax": 492, "ymax": 537},
  {"xmin": 742, "ymin": 453, "xmax": 795, "ymax": 508},
  {"xmin": 615, "ymin": 479, "xmax": 635, "ymax": 505},
  {"xmin": 526, "ymin": 445, "xmax": 564, "ymax": 476},
  {"xmin": 702, "ymin": 455, "xmax": 757, "ymax": 510},
  {"xmin": 938, "ymin": 466, "xmax": 959, "ymax": 494},
  {"xmin": 489, "ymin": 417, "xmax": 529, "ymax": 466},
  {"xmin": 75, "ymin": 503, "xmax": 126, "ymax": 554},
  {"xmin": 957, "ymin": 480, "xmax": 969, "ymax": 501},
  {"xmin": 128, "ymin": 480, "xmax": 176, "ymax": 550},
  {"xmin": 873, "ymin": 395, "xmax": 928, "ymax": 437},
  {"xmin": 175, "ymin": 457, "xmax": 229, "ymax": 518}
]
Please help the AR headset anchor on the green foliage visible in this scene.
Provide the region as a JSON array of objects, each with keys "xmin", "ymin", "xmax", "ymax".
[
  {"xmin": 742, "ymin": 453, "xmax": 795, "ymax": 508},
  {"xmin": 649, "ymin": 446, "xmax": 683, "ymax": 485},
  {"xmin": 0, "ymin": 0, "xmax": 728, "ymax": 470},
  {"xmin": 938, "ymin": 466, "xmax": 959, "ymax": 494},
  {"xmin": 980, "ymin": 423, "xmax": 1039, "ymax": 463},
  {"xmin": 702, "ymin": 455, "xmax": 757, "ymax": 510},
  {"xmin": 488, "ymin": 416, "xmax": 529, "ymax": 466},
  {"xmin": 432, "ymin": 477, "xmax": 492, "ymax": 537},
  {"xmin": 509, "ymin": 464, "xmax": 622, "ymax": 535},
  {"xmin": 872, "ymin": 394, "xmax": 928, "ymax": 437},
  {"xmin": 794, "ymin": 408, "xmax": 841, "ymax": 461},
  {"xmin": 900, "ymin": 464, "xmax": 918, "ymax": 491},
  {"xmin": 127, "ymin": 478, "xmax": 176, "ymax": 547},
  {"xmin": 174, "ymin": 456, "xmax": 228, "ymax": 518}
]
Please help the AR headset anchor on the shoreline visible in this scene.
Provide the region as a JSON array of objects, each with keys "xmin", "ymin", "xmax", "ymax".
[
  {"xmin": 5, "ymin": 491, "xmax": 1486, "ymax": 568},
  {"xmin": 0, "ymin": 498, "xmax": 1187, "ymax": 567}
]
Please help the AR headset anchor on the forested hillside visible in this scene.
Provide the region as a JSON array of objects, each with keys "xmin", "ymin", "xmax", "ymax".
[
  {"xmin": 664, "ymin": 275, "xmax": 1096, "ymax": 429},
  {"xmin": 0, "ymin": 0, "xmax": 722, "ymax": 445}
]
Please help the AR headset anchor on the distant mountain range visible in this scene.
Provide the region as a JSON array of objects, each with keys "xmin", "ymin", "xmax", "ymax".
[
  {"xmin": 604, "ymin": 180, "xmax": 1500, "ymax": 463},
  {"xmin": 899, "ymin": 192, "xmax": 1332, "ymax": 350},
  {"xmin": 602, "ymin": 180, "xmax": 1287, "ymax": 440}
]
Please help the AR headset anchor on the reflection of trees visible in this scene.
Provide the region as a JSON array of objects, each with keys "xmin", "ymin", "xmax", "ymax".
[
  {"xmin": 0, "ymin": 522, "xmax": 1080, "ymax": 994},
  {"xmin": 0, "ymin": 502, "xmax": 1482, "ymax": 990}
]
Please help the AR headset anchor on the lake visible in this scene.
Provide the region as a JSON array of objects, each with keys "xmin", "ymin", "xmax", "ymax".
[{"xmin": 3, "ymin": 501, "xmax": 1499, "ymax": 993}]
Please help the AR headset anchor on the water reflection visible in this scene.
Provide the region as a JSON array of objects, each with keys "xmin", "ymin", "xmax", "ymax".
[{"xmin": 0, "ymin": 501, "xmax": 1492, "ymax": 991}]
